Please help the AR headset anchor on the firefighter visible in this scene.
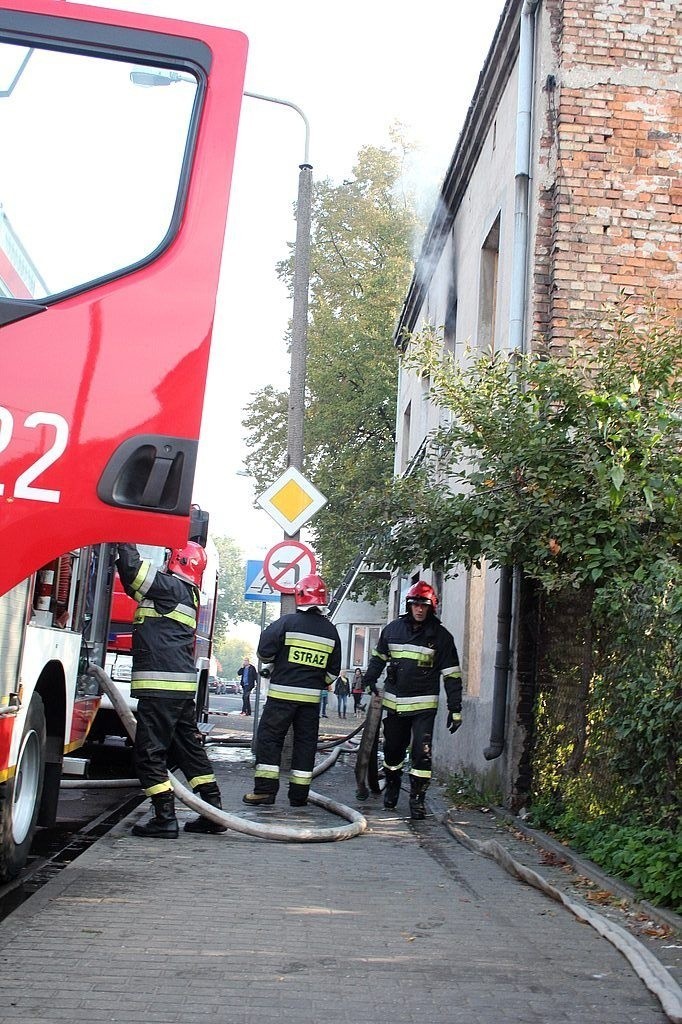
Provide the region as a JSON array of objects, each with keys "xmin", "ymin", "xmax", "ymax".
[
  {"xmin": 243, "ymin": 573, "xmax": 342, "ymax": 807},
  {"xmin": 116, "ymin": 542, "xmax": 227, "ymax": 838},
  {"xmin": 363, "ymin": 581, "xmax": 462, "ymax": 820}
]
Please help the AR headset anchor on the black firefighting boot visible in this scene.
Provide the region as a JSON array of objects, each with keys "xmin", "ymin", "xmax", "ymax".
[
  {"xmin": 132, "ymin": 792, "xmax": 179, "ymax": 838},
  {"xmin": 408, "ymin": 778, "xmax": 429, "ymax": 820},
  {"xmin": 184, "ymin": 783, "xmax": 227, "ymax": 834},
  {"xmin": 383, "ymin": 769, "xmax": 402, "ymax": 810},
  {"xmin": 288, "ymin": 781, "xmax": 309, "ymax": 807}
]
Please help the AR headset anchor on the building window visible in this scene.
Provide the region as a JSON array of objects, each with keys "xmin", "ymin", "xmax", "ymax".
[
  {"xmin": 477, "ymin": 215, "xmax": 500, "ymax": 354},
  {"xmin": 400, "ymin": 401, "xmax": 412, "ymax": 474},
  {"xmin": 420, "ymin": 364, "xmax": 431, "ymax": 416},
  {"xmin": 444, "ymin": 287, "xmax": 458, "ymax": 359},
  {"xmin": 462, "ymin": 561, "xmax": 486, "ymax": 697},
  {"xmin": 350, "ymin": 624, "xmax": 382, "ymax": 669}
]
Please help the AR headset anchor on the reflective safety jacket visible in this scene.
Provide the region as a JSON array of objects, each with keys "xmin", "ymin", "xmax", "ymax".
[
  {"xmin": 258, "ymin": 609, "xmax": 342, "ymax": 704},
  {"xmin": 363, "ymin": 612, "xmax": 461, "ymax": 716},
  {"xmin": 116, "ymin": 544, "xmax": 199, "ymax": 700}
]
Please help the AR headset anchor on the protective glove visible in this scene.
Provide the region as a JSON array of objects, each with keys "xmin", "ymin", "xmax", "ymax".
[
  {"xmin": 446, "ymin": 710, "xmax": 462, "ymax": 734},
  {"xmin": 364, "ymin": 676, "xmax": 378, "ymax": 696}
]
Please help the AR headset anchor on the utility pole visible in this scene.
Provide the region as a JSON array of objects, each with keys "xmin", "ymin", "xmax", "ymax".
[
  {"xmin": 243, "ymin": 94, "xmax": 313, "ymax": 769},
  {"xmin": 244, "ymin": 92, "xmax": 312, "ymax": 615}
]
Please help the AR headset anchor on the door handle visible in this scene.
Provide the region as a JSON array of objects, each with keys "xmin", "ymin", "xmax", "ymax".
[{"xmin": 97, "ymin": 434, "xmax": 197, "ymax": 514}]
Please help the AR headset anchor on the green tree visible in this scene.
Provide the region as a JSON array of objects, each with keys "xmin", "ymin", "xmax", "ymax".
[
  {"xmin": 214, "ymin": 635, "xmax": 254, "ymax": 681},
  {"xmin": 375, "ymin": 299, "xmax": 682, "ymax": 859},
  {"xmin": 377, "ymin": 301, "xmax": 681, "ymax": 591},
  {"xmin": 212, "ymin": 535, "xmax": 267, "ymax": 639},
  {"xmin": 243, "ymin": 138, "xmax": 418, "ymax": 587}
]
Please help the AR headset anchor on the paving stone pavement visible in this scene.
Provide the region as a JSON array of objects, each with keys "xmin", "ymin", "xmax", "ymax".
[{"xmin": 0, "ymin": 719, "xmax": 676, "ymax": 1024}]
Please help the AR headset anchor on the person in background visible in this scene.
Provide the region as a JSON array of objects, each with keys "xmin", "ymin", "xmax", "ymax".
[
  {"xmin": 363, "ymin": 581, "xmax": 462, "ymax": 820},
  {"xmin": 334, "ymin": 672, "xmax": 350, "ymax": 719},
  {"xmin": 351, "ymin": 668, "xmax": 365, "ymax": 715},
  {"xmin": 237, "ymin": 656, "xmax": 258, "ymax": 716},
  {"xmin": 116, "ymin": 542, "xmax": 227, "ymax": 838},
  {"xmin": 319, "ymin": 680, "xmax": 330, "ymax": 718},
  {"xmin": 243, "ymin": 574, "xmax": 341, "ymax": 807}
]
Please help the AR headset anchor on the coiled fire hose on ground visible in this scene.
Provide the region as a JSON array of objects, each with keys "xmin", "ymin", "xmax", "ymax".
[{"xmin": 86, "ymin": 665, "xmax": 366, "ymax": 843}]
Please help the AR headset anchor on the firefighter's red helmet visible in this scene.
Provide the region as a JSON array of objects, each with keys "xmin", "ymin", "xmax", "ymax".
[
  {"xmin": 294, "ymin": 573, "xmax": 328, "ymax": 609},
  {"xmin": 167, "ymin": 541, "xmax": 207, "ymax": 587},
  {"xmin": 405, "ymin": 580, "xmax": 438, "ymax": 612}
]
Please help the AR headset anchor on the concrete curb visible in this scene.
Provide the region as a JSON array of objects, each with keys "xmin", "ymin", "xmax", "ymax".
[
  {"xmin": 425, "ymin": 775, "xmax": 680, "ymax": 934},
  {"xmin": 490, "ymin": 806, "xmax": 682, "ymax": 935}
]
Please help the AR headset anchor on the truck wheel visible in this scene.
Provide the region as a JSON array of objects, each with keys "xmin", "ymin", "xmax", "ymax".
[{"xmin": 0, "ymin": 693, "xmax": 46, "ymax": 881}]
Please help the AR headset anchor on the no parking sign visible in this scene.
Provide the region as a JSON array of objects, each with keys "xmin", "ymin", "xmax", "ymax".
[{"xmin": 263, "ymin": 540, "xmax": 317, "ymax": 594}]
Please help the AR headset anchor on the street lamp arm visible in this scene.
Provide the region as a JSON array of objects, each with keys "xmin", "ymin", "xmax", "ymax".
[{"xmin": 244, "ymin": 90, "xmax": 311, "ymax": 165}]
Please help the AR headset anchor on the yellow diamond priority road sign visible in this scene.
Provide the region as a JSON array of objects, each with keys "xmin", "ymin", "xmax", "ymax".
[{"xmin": 257, "ymin": 467, "xmax": 327, "ymax": 536}]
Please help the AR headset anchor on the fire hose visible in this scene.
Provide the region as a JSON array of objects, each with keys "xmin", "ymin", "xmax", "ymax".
[{"xmin": 86, "ymin": 665, "xmax": 367, "ymax": 842}]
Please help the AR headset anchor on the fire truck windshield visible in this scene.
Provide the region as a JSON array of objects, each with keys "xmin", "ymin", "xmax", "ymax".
[{"xmin": 0, "ymin": 40, "xmax": 198, "ymax": 299}]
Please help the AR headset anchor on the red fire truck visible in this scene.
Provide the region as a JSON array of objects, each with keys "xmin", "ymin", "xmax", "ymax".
[{"xmin": 0, "ymin": 1, "xmax": 247, "ymax": 879}]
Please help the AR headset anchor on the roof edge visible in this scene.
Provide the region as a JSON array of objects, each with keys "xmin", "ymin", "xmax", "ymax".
[{"xmin": 394, "ymin": 0, "xmax": 522, "ymax": 348}]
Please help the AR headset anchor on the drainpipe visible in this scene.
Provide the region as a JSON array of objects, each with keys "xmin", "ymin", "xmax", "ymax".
[
  {"xmin": 484, "ymin": 565, "xmax": 513, "ymax": 759},
  {"xmin": 509, "ymin": 0, "xmax": 539, "ymax": 352},
  {"xmin": 485, "ymin": 0, "xmax": 539, "ymax": 760}
]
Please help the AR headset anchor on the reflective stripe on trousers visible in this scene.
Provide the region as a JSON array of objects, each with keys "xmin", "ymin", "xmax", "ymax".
[
  {"xmin": 134, "ymin": 697, "xmax": 217, "ymax": 795},
  {"xmin": 382, "ymin": 708, "xmax": 436, "ymax": 783},
  {"xmin": 252, "ymin": 698, "xmax": 320, "ymax": 799}
]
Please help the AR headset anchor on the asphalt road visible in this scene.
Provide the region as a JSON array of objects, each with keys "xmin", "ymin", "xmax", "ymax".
[{"xmin": 208, "ymin": 693, "xmax": 243, "ymax": 714}]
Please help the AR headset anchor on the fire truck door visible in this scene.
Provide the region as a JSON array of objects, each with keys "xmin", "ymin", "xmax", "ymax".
[{"xmin": 0, "ymin": 1, "xmax": 248, "ymax": 595}]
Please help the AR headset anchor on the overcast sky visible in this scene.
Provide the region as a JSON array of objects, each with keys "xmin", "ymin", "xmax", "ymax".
[{"xmin": 81, "ymin": 0, "xmax": 507, "ymax": 556}]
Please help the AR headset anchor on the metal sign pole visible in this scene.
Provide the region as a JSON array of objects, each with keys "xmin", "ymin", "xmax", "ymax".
[{"xmin": 251, "ymin": 600, "xmax": 267, "ymax": 754}]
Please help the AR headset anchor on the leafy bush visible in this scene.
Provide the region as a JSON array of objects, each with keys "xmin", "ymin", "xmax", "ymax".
[
  {"xmin": 528, "ymin": 555, "xmax": 681, "ymax": 910},
  {"xmin": 592, "ymin": 555, "xmax": 682, "ymax": 823},
  {"xmin": 444, "ymin": 771, "xmax": 502, "ymax": 810},
  {"xmin": 529, "ymin": 806, "xmax": 682, "ymax": 911}
]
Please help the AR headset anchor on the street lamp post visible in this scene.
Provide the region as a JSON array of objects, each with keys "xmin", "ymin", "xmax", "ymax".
[
  {"xmin": 244, "ymin": 91, "xmax": 312, "ymax": 614},
  {"xmin": 287, "ymin": 161, "xmax": 312, "ymax": 474}
]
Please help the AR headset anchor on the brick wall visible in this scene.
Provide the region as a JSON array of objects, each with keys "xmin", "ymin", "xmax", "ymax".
[{"xmin": 533, "ymin": 0, "xmax": 680, "ymax": 352}]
